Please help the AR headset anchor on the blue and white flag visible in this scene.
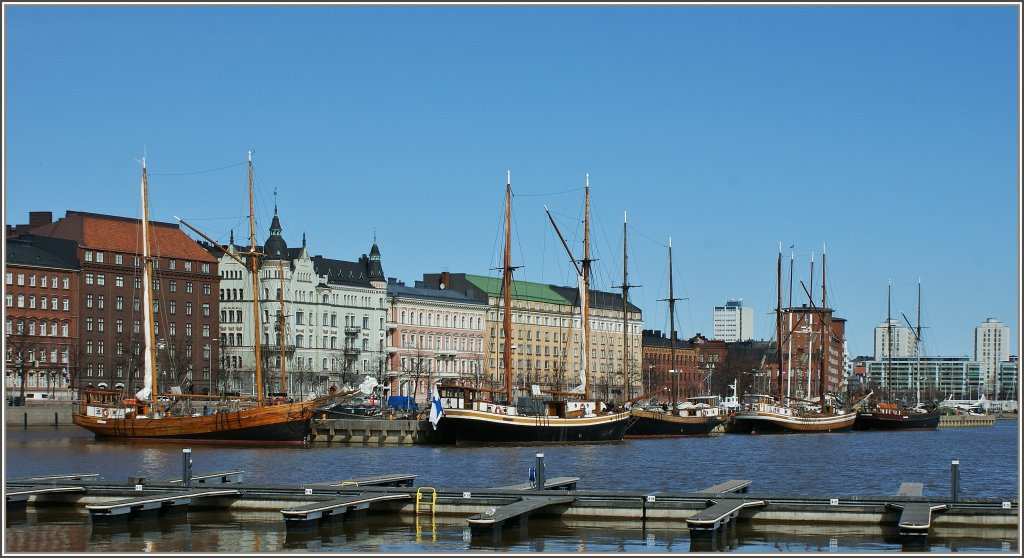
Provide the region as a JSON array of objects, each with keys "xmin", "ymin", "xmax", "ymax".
[{"xmin": 429, "ymin": 384, "xmax": 444, "ymax": 430}]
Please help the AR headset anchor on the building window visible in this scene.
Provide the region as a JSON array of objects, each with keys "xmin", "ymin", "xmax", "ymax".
[
  {"xmin": 186, "ymin": 282, "xmax": 193, "ymax": 293},
  {"xmin": 203, "ymin": 283, "xmax": 211, "ymax": 295},
  {"xmin": 63, "ymin": 277, "xmax": 69, "ymax": 289},
  {"xmin": 85, "ymin": 251, "xmax": 93, "ymax": 262},
  {"xmin": 115, "ymin": 275, "xmax": 124, "ymax": 288},
  {"xmin": 169, "ymin": 280, "xmax": 177, "ymax": 292},
  {"xmin": 184, "ymin": 261, "xmax": 193, "ymax": 272},
  {"xmin": 85, "ymin": 273, "xmax": 94, "ymax": 285},
  {"xmin": 115, "ymin": 253, "xmax": 123, "ymax": 265},
  {"xmin": 97, "ymin": 274, "xmax": 105, "ymax": 286}
]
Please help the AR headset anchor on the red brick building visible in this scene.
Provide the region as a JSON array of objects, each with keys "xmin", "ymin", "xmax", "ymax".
[
  {"xmin": 777, "ymin": 305, "xmax": 847, "ymax": 401},
  {"xmin": 5, "ymin": 235, "xmax": 81, "ymax": 401},
  {"xmin": 9, "ymin": 211, "xmax": 221, "ymax": 395}
]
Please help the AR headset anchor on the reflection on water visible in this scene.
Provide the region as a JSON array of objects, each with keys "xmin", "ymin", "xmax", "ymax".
[{"xmin": 4, "ymin": 507, "xmax": 1017, "ymax": 553}]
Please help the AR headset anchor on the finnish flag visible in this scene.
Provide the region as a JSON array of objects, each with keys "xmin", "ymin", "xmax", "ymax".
[{"xmin": 429, "ymin": 384, "xmax": 444, "ymax": 430}]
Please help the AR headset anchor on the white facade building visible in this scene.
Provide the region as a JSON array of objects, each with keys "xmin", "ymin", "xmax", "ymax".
[
  {"xmin": 974, "ymin": 318, "xmax": 1010, "ymax": 398},
  {"xmin": 873, "ymin": 319, "xmax": 918, "ymax": 360},
  {"xmin": 215, "ymin": 208, "xmax": 387, "ymax": 400},
  {"xmin": 713, "ymin": 299, "xmax": 753, "ymax": 342}
]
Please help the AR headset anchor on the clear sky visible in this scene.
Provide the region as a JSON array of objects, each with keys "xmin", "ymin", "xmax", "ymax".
[{"xmin": 3, "ymin": 3, "xmax": 1020, "ymax": 361}]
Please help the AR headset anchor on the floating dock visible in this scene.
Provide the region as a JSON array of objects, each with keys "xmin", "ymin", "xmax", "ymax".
[{"xmin": 5, "ymin": 466, "xmax": 1016, "ymax": 541}]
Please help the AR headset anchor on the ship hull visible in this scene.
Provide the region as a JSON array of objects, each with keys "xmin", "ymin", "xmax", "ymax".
[
  {"xmin": 726, "ymin": 410, "xmax": 856, "ymax": 434},
  {"xmin": 72, "ymin": 398, "xmax": 329, "ymax": 443},
  {"xmin": 852, "ymin": 409, "xmax": 941, "ymax": 431},
  {"xmin": 435, "ymin": 408, "xmax": 631, "ymax": 444},
  {"xmin": 625, "ymin": 409, "xmax": 725, "ymax": 437}
]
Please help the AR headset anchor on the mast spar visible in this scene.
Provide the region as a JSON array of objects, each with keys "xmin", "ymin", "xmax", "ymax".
[
  {"xmin": 140, "ymin": 157, "xmax": 159, "ymax": 417},
  {"xmin": 502, "ymin": 171, "xmax": 513, "ymax": 405},
  {"xmin": 247, "ymin": 151, "xmax": 265, "ymax": 406}
]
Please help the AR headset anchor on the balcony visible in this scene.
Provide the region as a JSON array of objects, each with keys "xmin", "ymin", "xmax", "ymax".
[
  {"xmin": 386, "ymin": 320, "xmax": 398, "ymax": 331},
  {"xmin": 344, "ymin": 347, "xmax": 362, "ymax": 357},
  {"xmin": 436, "ymin": 349, "xmax": 458, "ymax": 359},
  {"xmin": 387, "ymin": 346, "xmax": 399, "ymax": 354},
  {"xmin": 263, "ymin": 344, "xmax": 296, "ymax": 354},
  {"xmin": 344, "ymin": 326, "xmax": 361, "ymax": 337}
]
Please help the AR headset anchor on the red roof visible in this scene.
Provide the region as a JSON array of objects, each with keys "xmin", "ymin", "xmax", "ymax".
[{"xmin": 28, "ymin": 211, "xmax": 216, "ymax": 262}]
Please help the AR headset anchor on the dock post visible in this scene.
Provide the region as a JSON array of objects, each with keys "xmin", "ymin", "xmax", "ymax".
[
  {"xmin": 182, "ymin": 448, "xmax": 193, "ymax": 488},
  {"xmin": 535, "ymin": 453, "xmax": 546, "ymax": 492},
  {"xmin": 24, "ymin": 412, "xmax": 28, "ymax": 430},
  {"xmin": 54, "ymin": 412, "xmax": 59, "ymax": 429},
  {"xmin": 951, "ymin": 460, "xmax": 960, "ymax": 502}
]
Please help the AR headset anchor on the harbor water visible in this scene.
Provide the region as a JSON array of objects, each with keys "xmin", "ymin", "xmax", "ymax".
[{"xmin": 4, "ymin": 419, "xmax": 1020, "ymax": 553}]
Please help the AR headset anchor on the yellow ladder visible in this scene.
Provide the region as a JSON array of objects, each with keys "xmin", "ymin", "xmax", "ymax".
[{"xmin": 415, "ymin": 486, "xmax": 437, "ymax": 516}]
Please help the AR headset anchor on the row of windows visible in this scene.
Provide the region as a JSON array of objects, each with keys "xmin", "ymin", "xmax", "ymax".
[
  {"xmin": 399, "ymin": 333, "xmax": 484, "ymax": 352},
  {"xmin": 399, "ymin": 311, "xmax": 484, "ymax": 330},
  {"xmin": 7, "ymin": 294, "xmax": 71, "ymax": 311},
  {"xmin": 6, "ymin": 319, "xmax": 71, "ymax": 337},
  {"xmin": 5, "ymin": 346, "xmax": 70, "ymax": 364},
  {"xmin": 400, "ymin": 357, "xmax": 483, "ymax": 374},
  {"xmin": 6, "ymin": 273, "xmax": 71, "ymax": 289},
  {"xmin": 83, "ymin": 250, "xmax": 211, "ymax": 274}
]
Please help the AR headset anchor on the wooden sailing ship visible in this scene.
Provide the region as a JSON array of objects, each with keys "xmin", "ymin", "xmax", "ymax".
[
  {"xmin": 727, "ymin": 243, "xmax": 856, "ymax": 434},
  {"xmin": 72, "ymin": 153, "xmax": 341, "ymax": 442},
  {"xmin": 626, "ymin": 237, "xmax": 726, "ymax": 438},
  {"xmin": 853, "ymin": 280, "xmax": 940, "ymax": 431},
  {"xmin": 433, "ymin": 173, "xmax": 631, "ymax": 444}
]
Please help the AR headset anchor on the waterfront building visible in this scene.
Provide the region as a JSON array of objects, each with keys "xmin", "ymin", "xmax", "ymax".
[
  {"xmin": 779, "ymin": 305, "xmax": 847, "ymax": 400},
  {"xmin": 9, "ymin": 211, "xmax": 220, "ymax": 395},
  {"xmin": 4, "ymin": 234, "xmax": 80, "ymax": 401},
  {"xmin": 713, "ymin": 299, "xmax": 754, "ymax": 342},
  {"xmin": 873, "ymin": 319, "xmax": 918, "ymax": 359},
  {"xmin": 995, "ymin": 356, "xmax": 1018, "ymax": 402},
  {"xmin": 974, "ymin": 318, "xmax": 1010, "ymax": 398},
  {"xmin": 862, "ymin": 356, "xmax": 984, "ymax": 401},
  {"xmin": 385, "ymin": 278, "xmax": 488, "ymax": 405},
  {"xmin": 641, "ymin": 329, "xmax": 699, "ymax": 403},
  {"xmin": 420, "ymin": 272, "xmax": 643, "ymax": 402},
  {"xmin": 213, "ymin": 207, "xmax": 386, "ymax": 399}
]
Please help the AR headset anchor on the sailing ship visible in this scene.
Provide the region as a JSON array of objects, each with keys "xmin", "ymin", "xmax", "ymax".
[
  {"xmin": 852, "ymin": 280, "xmax": 940, "ymax": 430},
  {"xmin": 727, "ymin": 243, "xmax": 856, "ymax": 434},
  {"xmin": 626, "ymin": 237, "xmax": 726, "ymax": 437},
  {"xmin": 72, "ymin": 153, "xmax": 342, "ymax": 442},
  {"xmin": 433, "ymin": 173, "xmax": 631, "ymax": 444}
]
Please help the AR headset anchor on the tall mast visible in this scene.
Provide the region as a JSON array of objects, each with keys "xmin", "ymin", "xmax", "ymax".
[
  {"xmin": 278, "ymin": 260, "xmax": 287, "ymax": 395},
  {"xmin": 805, "ymin": 252, "xmax": 814, "ymax": 400},
  {"xmin": 916, "ymin": 278, "xmax": 922, "ymax": 405},
  {"xmin": 786, "ymin": 251, "xmax": 794, "ymax": 401},
  {"xmin": 819, "ymin": 242, "xmax": 827, "ymax": 410},
  {"xmin": 617, "ymin": 211, "xmax": 638, "ymax": 402},
  {"xmin": 140, "ymin": 158, "xmax": 159, "ymax": 416},
  {"xmin": 668, "ymin": 238, "xmax": 678, "ymax": 411},
  {"xmin": 248, "ymin": 151, "xmax": 265, "ymax": 406},
  {"xmin": 582, "ymin": 175, "xmax": 592, "ymax": 401},
  {"xmin": 886, "ymin": 280, "xmax": 892, "ymax": 402},
  {"xmin": 775, "ymin": 243, "xmax": 783, "ymax": 401},
  {"xmin": 502, "ymin": 171, "xmax": 513, "ymax": 405}
]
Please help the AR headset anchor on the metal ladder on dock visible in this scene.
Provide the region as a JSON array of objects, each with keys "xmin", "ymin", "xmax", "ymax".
[{"xmin": 416, "ymin": 487, "xmax": 437, "ymax": 516}]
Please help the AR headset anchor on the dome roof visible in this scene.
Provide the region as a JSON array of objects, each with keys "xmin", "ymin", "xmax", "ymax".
[{"xmin": 263, "ymin": 207, "xmax": 289, "ymax": 260}]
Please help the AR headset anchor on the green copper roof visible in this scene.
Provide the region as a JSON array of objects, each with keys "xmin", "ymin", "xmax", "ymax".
[{"xmin": 464, "ymin": 274, "xmax": 573, "ymax": 305}]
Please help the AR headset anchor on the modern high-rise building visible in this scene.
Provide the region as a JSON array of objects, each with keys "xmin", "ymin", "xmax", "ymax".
[
  {"xmin": 712, "ymin": 299, "xmax": 753, "ymax": 342},
  {"xmin": 873, "ymin": 319, "xmax": 918, "ymax": 360},
  {"xmin": 975, "ymin": 318, "xmax": 1010, "ymax": 398}
]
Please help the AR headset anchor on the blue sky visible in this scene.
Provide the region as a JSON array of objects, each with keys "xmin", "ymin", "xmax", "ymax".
[{"xmin": 4, "ymin": 3, "xmax": 1020, "ymax": 360}]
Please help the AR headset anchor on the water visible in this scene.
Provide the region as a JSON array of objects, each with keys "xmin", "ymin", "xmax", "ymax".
[{"xmin": 4, "ymin": 420, "xmax": 1020, "ymax": 553}]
